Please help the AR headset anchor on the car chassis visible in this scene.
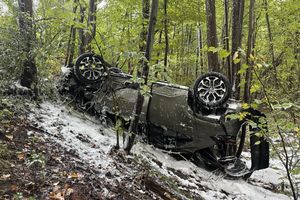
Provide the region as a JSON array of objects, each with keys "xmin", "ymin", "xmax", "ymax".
[{"xmin": 59, "ymin": 53, "xmax": 269, "ymax": 178}]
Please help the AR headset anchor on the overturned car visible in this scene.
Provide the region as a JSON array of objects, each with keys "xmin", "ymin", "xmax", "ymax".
[{"xmin": 59, "ymin": 53, "xmax": 269, "ymax": 178}]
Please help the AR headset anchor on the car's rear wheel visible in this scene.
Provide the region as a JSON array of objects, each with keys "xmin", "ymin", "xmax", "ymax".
[
  {"xmin": 74, "ymin": 53, "xmax": 108, "ymax": 84},
  {"xmin": 193, "ymin": 72, "xmax": 231, "ymax": 109}
]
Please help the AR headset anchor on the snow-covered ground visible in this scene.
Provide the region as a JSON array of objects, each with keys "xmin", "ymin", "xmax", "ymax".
[{"xmin": 30, "ymin": 102, "xmax": 293, "ymax": 200}]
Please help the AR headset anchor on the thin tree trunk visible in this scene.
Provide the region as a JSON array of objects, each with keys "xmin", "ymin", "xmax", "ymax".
[
  {"xmin": 244, "ymin": 0, "xmax": 255, "ymax": 103},
  {"xmin": 124, "ymin": 0, "xmax": 159, "ymax": 154},
  {"xmin": 186, "ymin": 25, "xmax": 192, "ymax": 77},
  {"xmin": 163, "ymin": 0, "xmax": 169, "ymax": 79},
  {"xmin": 138, "ymin": 0, "xmax": 150, "ymax": 77},
  {"xmin": 224, "ymin": 0, "xmax": 231, "ymax": 78},
  {"xmin": 18, "ymin": 0, "xmax": 38, "ymax": 96},
  {"xmin": 231, "ymin": 0, "xmax": 245, "ymax": 99},
  {"xmin": 84, "ymin": 0, "xmax": 96, "ymax": 52},
  {"xmin": 156, "ymin": 30, "xmax": 163, "ymax": 64},
  {"xmin": 65, "ymin": 0, "xmax": 78, "ymax": 66},
  {"xmin": 197, "ymin": 23, "xmax": 205, "ymax": 75},
  {"xmin": 205, "ymin": 0, "xmax": 219, "ymax": 72},
  {"xmin": 264, "ymin": 0, "xmax": 278, "ymax": 86},
  {"xmin": 128, "ymin": 56, "xmax": 133, "ymax": 75},
  {"xmin": 196, "ymin": 25, "xmax": 200, "ymax": 78},
  {"xmin": 78, "ymin": 4, "xmax": 86, "ymax": 55}
]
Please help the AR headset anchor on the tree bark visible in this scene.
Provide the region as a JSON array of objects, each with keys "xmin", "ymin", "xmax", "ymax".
[
  {"xmin": 231, "ymin": 0, "xmax": 245, "ymax": 99},
  {"xmin": 84, "ymin": 0, "xmax": 97, "ymax": 52},
  {"xmin": 196, "ymin": 24, "xmax": 204, "ymax": 77},
  {"xmin": 264, "ymin": 0, "xmax": 278, "ymax": 86},
  {"xmin": 205, "ymin": 0, "xmax": 219, "ymax": 72},
  {"xmin": 124, "ymin": 0, "xmax": 159, "ymax": 153},
  {"xmin": 78, "ymin": 4, "xmax": 86, "ymax": 55},
  {"xmin": 224, "ymin": 0, "xmax": 231, "ymax": 78},
  {"xmin": 244, "ymin": 0, "xmax": 255, "ymax": 103},
  {"xmin": 138, "ymin": 0, "xmax": 150, "ymax": 76},
  {"xmin": 163, "ymin": 0, "xmax": 169, "ymax": 79},
  {"xmin": 65, "ymin": 0, "xmax": 78, "ymax": 66},
  {"xmin": 18, "ymin": 0, "xmax": 38, "ymax": 96}
]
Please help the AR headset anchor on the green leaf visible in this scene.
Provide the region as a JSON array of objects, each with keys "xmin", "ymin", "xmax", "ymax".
[
  {"xmin": 238, "ymin": 64, "xmax": 249, "ymax": 74},
  {"xmin": 233, "ymin": 58, "xmax": 241, "ymax": 64},
  {"xmin": 249, "ymin": 54, "xmax": 255, "ymax": 61},
  {"xmin": 242, "ymin": 103, "xmax": 250, "ymax": 109},
  {"xmin": 254, "ymin": 141, "xmax": 261, "ymax": 145},
  {"xmin": 208, "ymin": 46, "xmax": 218, "ymax": 53},
  {"xmin": 250, "ymin": 84, "xmax": 260, "ymax": 94},
  {"xmin": 291, "ymin": 168, "xmax": 300, "ymax": 175},
  {"xmin": 219, "ymin": 49, "xmax": 230, "ymax": 58}
]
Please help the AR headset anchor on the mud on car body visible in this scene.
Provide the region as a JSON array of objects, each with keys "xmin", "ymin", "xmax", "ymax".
[{"xmin": 59, "ymin": 53, "xmax": 269, "ymax": 178}]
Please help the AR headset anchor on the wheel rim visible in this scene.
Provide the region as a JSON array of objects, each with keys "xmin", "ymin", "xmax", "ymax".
[
  {"xmin": 196, "ymin": 76, "xmax": 227, "ymax": 104},
  {"xmin": 78, "ymin": 56, "xmax": 108, "ymax": 81}
]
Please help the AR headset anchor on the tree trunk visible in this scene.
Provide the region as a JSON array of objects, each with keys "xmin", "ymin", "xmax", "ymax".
[
  {"xmin": 18, "ymin": 0, "xmax": 38, "ymax": 96},
  {"xmin": 65, "ymin": 0, "xmax": 78, "ymax": 66},
  {"xmin": 231, "ymin": 0, "xmax": 245, "ymax": 99},
  {"xmin": 224, "ymin": 0, "xmax": 231, "ymax": 78},
  {"xmin": 244, "ymin": 0, "xmax": 255, "ymax": 103},
  {"xmin": 156, "ymin": 30, "xmax": 163, "ymax": 64},
  {"xmin": 78, "ymin": 4, "xmax": 86, "ymax": 55},
  {"xmin": 264, "ymin": 0, "xmax": 278, "ymax": 86},
  {"xmin": 163, "ymin": 0, "xmax": 169, "ymax": 79},
  {"xmin": 124, "ymin": 0, "xmax": 159, "ymax": 153},
  {"xmin": 138, "ymin": 0, "xmax": 150, "ymax": 76},
  {"xmin": 84, "ymin": 0, "xmax": 97, "ymax": 52},
  {"xmin": 205, "ymin": 0, "xmax": 219, "ymax": 72}
]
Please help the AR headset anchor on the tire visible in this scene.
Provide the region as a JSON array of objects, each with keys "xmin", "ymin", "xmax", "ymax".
[
  {"xmin": 193, "ymin": 72, "xmax": 231, "ymax": 109},
  {"xmin": 74, "ymin": 53, "xmax": 108, "ymax": 84}
]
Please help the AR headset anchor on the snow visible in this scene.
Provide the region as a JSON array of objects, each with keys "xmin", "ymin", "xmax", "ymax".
[
  {"xmin": 0, "ymin": 1, "xmax": 8, "ymax": 15},
  {"xmin": 30, "ymin": 102, "xmax": 116, "ymax": 168},
  {"xmin": 61, "ymin": 66, "xmax": 71, "ymax": 74},
  {"xmin": 14, "ymin": 81, "xmax": 30, "ymax": 91},
  {"xmin": 30, "ymin": 101, "xmax": 293, "ymax": 200},
  {"xmin": 206, "ymin": 114, "xmax": 221, "ymax": 120}
]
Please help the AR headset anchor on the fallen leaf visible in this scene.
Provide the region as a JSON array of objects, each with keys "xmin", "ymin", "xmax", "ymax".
[
  {"xmin": 68, "ymin": 172, "xmax": 83, "ymax": 179},
  {"xmin": 0, "ymin": 174, "xmax": 11, "ymax": 180},
  {"xmin": 24, "ymin": 143, "xmax": 30, "ymax": 148},
  {"xmin": 17, "ymin": 153, "xmax": 25, "ymax": 160},
  {"xmin": 53, "ymin": 181, "xmax": 60, "ymax": 186},
  {"xmin": 10, "ymin": 184, "xmax": 18, "ymax": 191},
  {"xmin": 49, "ymin": 191, "xmax": 64, "ymax": 200},
  {"xmin": 5, "ymin": 135, "xmax": 13, "ymax": 140},
  {"xmin": 66, "ymin": 188, "xmax": 74, "ymax": 196}
]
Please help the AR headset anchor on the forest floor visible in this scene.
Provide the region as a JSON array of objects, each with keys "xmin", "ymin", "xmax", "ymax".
[{"xmin": 0, "ymin": 97, "xmax": 295, "ymax": 200}]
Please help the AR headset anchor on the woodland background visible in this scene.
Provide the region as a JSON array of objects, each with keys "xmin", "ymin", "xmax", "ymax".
[{"xmin": 0, "ymin": 0, "xmax": 299, "ymax": 199}]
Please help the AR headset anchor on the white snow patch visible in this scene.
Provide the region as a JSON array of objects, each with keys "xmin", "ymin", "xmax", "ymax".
[
  {"xmin": 206, "ymin": 114, "xmax": 221, "ymax": 120},
  {"xmin": 61, "ymin": 66, "xmax": 71, "ymax": 74},
  {"xmin": 14, "ymin": 81, "xmax": 30, "ymax": 91},
  {"xmin": 30, "ymin": 102, "xmax": 116, "ymax": 169}
]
